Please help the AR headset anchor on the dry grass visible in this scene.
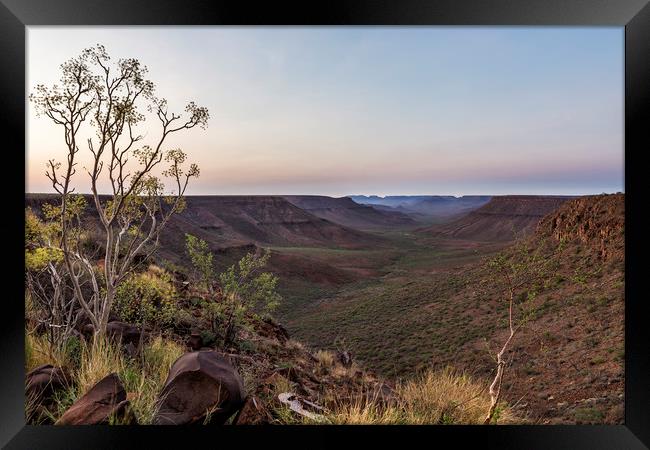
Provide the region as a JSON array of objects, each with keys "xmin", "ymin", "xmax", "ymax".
[
  {"xmin": 315, "ymin": 350, "xmax": 335, "ymax": 368},
  {"xmin": 25, "ymin": 330, "xmax": 71, "ymax": 372},
  {"xmin": 141, "ymin": 336, "xmax": 185, "ymax": 387},
  {"xmin": 147, "ymin": 264, "xmax": 166, "ymax": 275},
  {"xmin": 25, "ymin": 292, "xmax": 73, "ymax": 372},
  {"xmin": 76, "ymin": 336, "xmax": 125, "ymax": 396},
  {"xmin": 285, "ymin": 339, "xmax": 306, "ymax": 351},
  {"xmin": 323, "ymin": 367, "xmax": 515, "ymax": 425},
  {"xmin": 271, "ymin": 374, "xmax": 294, "ymax": 395},
  {"xmin": 332, "ymin": 361, "xmax": 363, "ymax": 379}
]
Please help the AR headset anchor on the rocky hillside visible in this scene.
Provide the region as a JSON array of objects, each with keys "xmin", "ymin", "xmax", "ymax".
[
  {"xmin": 284, "ymin": 195, "xmax": 416, "ymax": 230},
  {"xmin": 429, "ymin": 194, "xmax": 625, "ymax": 423},
  {"xmin": 424, "ymin": 195, "xmax": 572, "ymax": 241},
  {"xmin": 481, "ymin": 193, "xmax": 625, "ymax": 423},
  {"xmin": 23, "ymin": 192, "xmax": 624, "ymax": 425},
  {"xmin": 25, "ymin": 193, "xmax": 390, "ymax": 307}
]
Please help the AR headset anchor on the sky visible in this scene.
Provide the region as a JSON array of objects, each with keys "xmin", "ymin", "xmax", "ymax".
[{"xmin": 26, "ymin": 27, "xmax": 624, "ymax": 197}]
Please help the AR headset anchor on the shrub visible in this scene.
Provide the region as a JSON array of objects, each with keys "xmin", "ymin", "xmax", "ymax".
[
  {"xmin": 25, "ymin": 208, "xmax": 80, "ymax": 347},
  {"xmin": 185, "ymin": 243, "xmax": 282, "ymax": 348},
  {"xmin": 185, "ymin": 233, "xmax": 214, "ymax": 292},
  {"xmin": 217, "ymin": 250, "xmax": 282, "ymax": 346},
  {"xmin": 185, "ymin": 235, "xmax": 282, "ymax": 346},
  {"xmin": 199, "ymin": 330, "xmax": 217, "ymax": 347},
  {"xmin": 238, "ymin": 339, "xmax": 258, "ymax": 353},
  {"xmin": 574, "ymin": 407, "xmax": 605, "ymax": 424},
  {"xmin": 590, "ymin": 356, "xmax": 606, "ymax": 365},
  {"xmin": 114, "ymin": 266, "xmax": 178, "ymax": 329},
  {"xmin": 62, "ymin": 335, "xmax": 82, "ymax": 369}
]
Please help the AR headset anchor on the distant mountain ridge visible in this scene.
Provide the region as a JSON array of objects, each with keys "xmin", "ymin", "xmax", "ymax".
[
  {"xmin": 348, "ymin": 195, "xmax": 491, "ymax": 220},
  {"xmin": 349, "ymin": 195, "xmax": 452, "ymax": 207}
]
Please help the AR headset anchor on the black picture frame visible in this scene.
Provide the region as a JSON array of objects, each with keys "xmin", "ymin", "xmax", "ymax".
[{"xmin": 2, "ymin": 1, "xmax": 648, "ymax": 448}]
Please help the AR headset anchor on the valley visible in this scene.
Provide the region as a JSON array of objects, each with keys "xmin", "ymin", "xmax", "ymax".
[{"xmin": 25, "ymin": 192, "xmax": 625, "ymax": 424}]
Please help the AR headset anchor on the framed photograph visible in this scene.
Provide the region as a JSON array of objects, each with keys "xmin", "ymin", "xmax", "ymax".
[{"xmin": 2, "ymin": 0, "xmax": 649, "ymax": 448}]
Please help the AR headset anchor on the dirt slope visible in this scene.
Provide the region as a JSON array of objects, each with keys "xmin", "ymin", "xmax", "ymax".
[{"xmin": 171, "ymin": 196, "xmax": 383, "ymax": 249}]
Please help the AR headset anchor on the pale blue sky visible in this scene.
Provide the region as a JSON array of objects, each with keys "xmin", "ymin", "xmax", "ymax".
[{"xmin": 27, "ymin": 27, "xmax": 624, "ymax": 196}]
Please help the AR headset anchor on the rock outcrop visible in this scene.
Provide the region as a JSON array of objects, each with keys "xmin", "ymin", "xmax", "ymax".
[
  {"xmin": 80, "ymin": 321, "xmax": 146, "ymax": 346},
  {"xmin": 536, "ymin": 193, "xmax": 624, "ymax": 260}
]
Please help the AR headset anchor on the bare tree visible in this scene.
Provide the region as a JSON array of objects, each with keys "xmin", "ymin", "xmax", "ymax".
[
  {"xmin": 30, "ymin": 45, "xmax": 209, "ymax": 338},
  {"xmin": 482, "ymin": 239, "xmax": 553, "ymax": 424}
]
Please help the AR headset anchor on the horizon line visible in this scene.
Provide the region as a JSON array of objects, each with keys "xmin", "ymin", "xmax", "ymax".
[{"xmin": 24, "ymin": 191, "xmax": 625, "ymax": 198}]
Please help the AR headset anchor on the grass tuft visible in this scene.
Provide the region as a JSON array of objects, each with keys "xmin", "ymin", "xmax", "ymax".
[
  {"xmin": 76, "ymin": 336, "xmax": 125, "ymax": 396},
  {"xmin": 315, "ymin": 350, "xmax": 335, "ymax": 368},
  {"xmin": 322, "ymin": 367, "xmax": 515, "ymax": 425},
  {"xmin": 126, "ymin": 336, "xmax": 185, "ymax": 424}
]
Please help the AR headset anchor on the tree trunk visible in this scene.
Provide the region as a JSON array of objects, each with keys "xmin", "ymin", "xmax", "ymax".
[{"xmin": 484, "ymin": 284, "xmax": 516, "ymax": 425}]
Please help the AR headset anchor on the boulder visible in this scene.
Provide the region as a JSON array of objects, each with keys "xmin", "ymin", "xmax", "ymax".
[
  {"xmin": 26, "ymin": 364, "xmax": 69, "ymax": 404},
  {"xmin": 153, "ymin": 351, "xmax": 245, "ymax": 425},
  {"xmin": 80, "ymin": 321, "xmax": 145, "ymax": 346},
  {"xmin": 337, "ymin": 351, "xmax": 353, "ymax": 368},
  {"xmin": 106, "ymin": 321, "xmax": 145, "ymax": 346},
  {"xmin": 56, "ymin": 373, "xmax": 133, "ymax": 425},
  {"xmin": 26, "ymin": 365, "xmax": 70, "ymax": 423}
]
